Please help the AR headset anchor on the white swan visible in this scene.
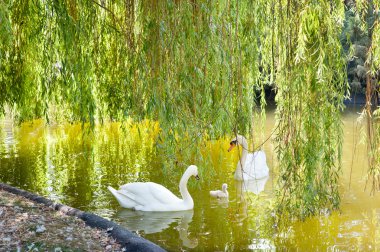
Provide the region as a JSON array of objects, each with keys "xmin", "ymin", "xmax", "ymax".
[
  {"xmin": 108, "ymin": 165, "xmax": 199, "ymax": 211},
  {"xmin": 209, "ymin": 183, "xmax": 229, "ymax": 198},
  {"xmin": 228, "ymin": 135, "xmax": 269, "ymax": 180}
]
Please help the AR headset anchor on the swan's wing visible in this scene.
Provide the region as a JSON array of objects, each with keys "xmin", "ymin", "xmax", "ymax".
[
  {"xmin": 245, "ymin": 151, "xmax": 269, "ymax": 178},
  {"xmin": 246, "ymin": 151, "xmax": 267, "ymax": 166},
  {"xmin": 108, "ymin": 186, "xmax": 138, "ymax": 208},
  {"xmin": 210, "ymin": 190, "xmax": 221, "ymax": 198},
  {"xmin": 210, "ymin": 190, "xmax": 228, "ymax": 198},
  {"xmin": 119, "ymin": 182, "xmax": 182, "ymax": 206}
]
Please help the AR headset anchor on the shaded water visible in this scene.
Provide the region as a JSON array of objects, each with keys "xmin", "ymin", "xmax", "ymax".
[{"xmin": 0, "ymin": 110, "xmax": 379, "ymax": 251}]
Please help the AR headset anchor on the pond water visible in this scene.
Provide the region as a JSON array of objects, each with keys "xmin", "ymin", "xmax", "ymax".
[{"xmin": 0, "ymin": 109, "xmax": 379, "ymax": 251}]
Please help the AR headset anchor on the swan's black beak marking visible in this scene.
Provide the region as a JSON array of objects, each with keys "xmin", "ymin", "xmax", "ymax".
[
  {"xmin": 195, "ymin": 175, "xmax": 200, "ymax": 180},
  {"xmin": 228, "ymin": 140, "xmax": 237, "ymax": 152}
]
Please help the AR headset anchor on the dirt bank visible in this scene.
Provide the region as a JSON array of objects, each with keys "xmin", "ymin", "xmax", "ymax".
[{"xmin": 0, "ymin": 189, "xmax": 122, "ymax": 251}]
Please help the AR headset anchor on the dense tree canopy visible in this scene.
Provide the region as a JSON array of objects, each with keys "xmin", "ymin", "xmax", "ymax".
[{"xmin": 0, "ymin": 0, "xmax": 379, "ymax": 218}]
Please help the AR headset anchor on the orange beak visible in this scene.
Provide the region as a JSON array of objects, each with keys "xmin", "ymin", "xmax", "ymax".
[{"xmin": 228, "ymin": 144, "xmax": 235, "ymax": 152}]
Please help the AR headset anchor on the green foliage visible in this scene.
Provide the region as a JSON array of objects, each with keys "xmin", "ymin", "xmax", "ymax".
[
  {"xmin": 355, "ymin": 0, "xmax": 380, "ymax": 193},
  {"xmin": 2, "ymin": 0, "xmax": 374, "ymax": 220},
  {"xmin": 0, "ymin": 0, "xmax": 265, "ymax": 172},
  {"xmin": 0, "ymin": 1, "xmax": 13, "ymax": 114},
  {"xmin": 271, "ymin": 0, "xmax": 348, "ymax": 219}
]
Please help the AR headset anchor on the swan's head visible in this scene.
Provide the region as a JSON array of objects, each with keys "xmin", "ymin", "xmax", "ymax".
[
  {"xmin": 222, "ymin": 183, "xmax": 228, "ymax": 191},
  {"xmin": 228, "ymin": 134, "xmax": 247, "ymax": 152},
  {"xmin": 187, "ymin": 165, "xmax": 200, "ymax": 180}
]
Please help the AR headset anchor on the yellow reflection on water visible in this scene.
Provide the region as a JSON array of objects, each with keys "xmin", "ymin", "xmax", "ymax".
[
  {"xmin": 269, "ymin": 109, "xmax": 380, "ymax": 251},
  {"xmin": 0, "ymin": 119, "xmax": 160, "ymax": 207},
  {"xmin": 0, "ymin": 109, "xmax": 379, "ymax": 251}
]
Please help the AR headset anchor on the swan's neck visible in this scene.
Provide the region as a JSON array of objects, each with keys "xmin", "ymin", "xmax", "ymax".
[
  {"xmin": 239, "ymin": 141, "xmax": 248, "ymax": 167},
  {"xmin": 179, "ymin": 173, "xmax": 193, "ymax": 205},
  {"xmin": 235, "ymin": 140, "xmax": 248, "ymax": 178}
]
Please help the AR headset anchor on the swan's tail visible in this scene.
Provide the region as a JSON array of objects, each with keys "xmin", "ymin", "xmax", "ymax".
[
  {"xmin": 209, "ymin": 190, "xmax": 219, "ymax": 198},
  {"xmin": 107, "ymin": 186, "xmax": 137, "ymax": 209}
]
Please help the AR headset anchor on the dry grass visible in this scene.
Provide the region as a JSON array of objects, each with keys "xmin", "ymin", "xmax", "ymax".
[{"xmin": 0, "ymin": 190, "xmax": 123, "ymax": 251}]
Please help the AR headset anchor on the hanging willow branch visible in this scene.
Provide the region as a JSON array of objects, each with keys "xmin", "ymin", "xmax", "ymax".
[
  {"xmin": 272, "ymin": 0, "xmax": 348, "ymax": 219},
  {"xmin": 355, "ymin": 0, "xmax": 380, "ymax": 194},
  {"xmin": 2, "ymin": 0, "xmax": 377, "ymax": 220},
  {"xmin": 0, "ymin": 0, "xmax": 264, "ymax": 176}
]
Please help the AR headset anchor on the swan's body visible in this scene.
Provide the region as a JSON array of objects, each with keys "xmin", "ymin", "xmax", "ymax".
[
  {"xmin": 228, "ymin": 135, "xmax": 269, "ymax": 180},
  {"xmin": 108, "ymin": 165, "xmax": 199, "ymax": 211},
  {"xmin": 209, "ymin": 183, "xmax": 229, "ymax": 198}
]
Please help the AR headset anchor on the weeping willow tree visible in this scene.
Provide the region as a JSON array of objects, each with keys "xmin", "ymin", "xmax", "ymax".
[
  {"xmin": 132, "ymin": 1, "xmax": 263, "ymax": 171},
  {"xmin": 0, "ymin": 0, "xmax": 354, "ymax": 219},
  {"xmin": 0, "ymin": 0, "xmax": 265, "ymax": 181},
  {"xmin": 355, "ymin": 0, "xmax": 380, "ymax": 194},
  {"xmin": 270, "ymin": 0, "xmax": 348, "ymax": 219}
]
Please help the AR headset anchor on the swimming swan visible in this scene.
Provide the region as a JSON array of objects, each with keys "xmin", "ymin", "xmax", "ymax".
[
  {"xmin": 228, "ymin": 135, "xmax": 269, "ymax": 180},
  {"xmin": 108, "ymin": 165, "xmax": 199, "ymax": 211},
  {"xmin": 209, "ymin": 183, "xmax": 229, "ymax": 198}
]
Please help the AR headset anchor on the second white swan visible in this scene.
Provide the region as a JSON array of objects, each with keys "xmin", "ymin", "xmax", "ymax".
[
  {"xmin": 228, "ymin": 135, "xmax": 269, "ymax": 180},
  {"xmin": 108, "ymin": 165, "xmax": 199, "ymax": 211}
]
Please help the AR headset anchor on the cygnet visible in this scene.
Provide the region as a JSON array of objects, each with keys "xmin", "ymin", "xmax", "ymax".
[{"xmin": 209, "ymin": 183, "xmax": 229, "ymax": 199}]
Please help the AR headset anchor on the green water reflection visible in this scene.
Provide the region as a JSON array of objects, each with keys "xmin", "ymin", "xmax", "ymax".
[{"xmin": 0, "ymin": 110, "xmax": 379, "ymax": 251}]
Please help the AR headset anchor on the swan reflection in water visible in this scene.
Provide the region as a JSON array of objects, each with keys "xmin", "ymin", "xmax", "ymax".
[
  {"xmin": 233, "ymin": 175, "xmax": 270, "ymax": 222},
  {"xmin": 115, "ymin": 209, "xmax": 198, "ymax": 248},
  {"xmin": 235, "ymin": 175, "xmax": 269, "ymax": 195},
  {"xmin": 234, "ymin": 176, "xmax": 275, "ymax": 251}
]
